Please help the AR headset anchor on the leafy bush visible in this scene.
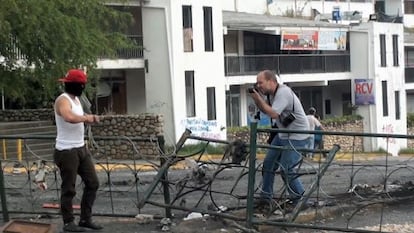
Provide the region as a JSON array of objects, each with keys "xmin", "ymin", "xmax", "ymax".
[
  {"xmin": 227, "ymin": 126, "xmax": 250, "ymax": 134},
  {"xmin": 407, "ymin": 113, "xmax": 414, "ymax": 127},
  {"xmin": 321, "ymin": 114, "xmax": 362, "ymax": 125},
  {"xmin": 399, "ymin": 147, "xmax": 414, "ymax": 154}
]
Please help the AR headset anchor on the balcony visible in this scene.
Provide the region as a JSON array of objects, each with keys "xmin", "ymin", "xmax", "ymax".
[
  {"xmin": 224, "ymin": 54, "xmax": 350, "ymax": 76},
  {"xmin": 100, "ymin": 35, "xmax": 144, "ymax": 59}
]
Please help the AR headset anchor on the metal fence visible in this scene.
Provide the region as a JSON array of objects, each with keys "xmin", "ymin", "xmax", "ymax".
[{"xmin": 0, "ymin": 124, "xmax": 414, "ymax": 232}]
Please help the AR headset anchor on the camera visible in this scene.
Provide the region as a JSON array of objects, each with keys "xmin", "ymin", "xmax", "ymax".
[
  {"xmin": 279, "ymin": 111, "xmax": 296, "ymax": 127},
  {"xmin": 248, "ymin": 84, "xmax": 259, "ymax": 93}
]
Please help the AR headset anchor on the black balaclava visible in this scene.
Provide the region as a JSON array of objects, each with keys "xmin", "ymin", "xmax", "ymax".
[{"xmin": 64, "ymin": 82, "xmax": 85, "ymax": 97}]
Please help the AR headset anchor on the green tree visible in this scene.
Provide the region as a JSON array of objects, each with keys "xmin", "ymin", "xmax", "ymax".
[{"xmin": 0, "ymin": 0, "xmax": 134, "ymax": 108}]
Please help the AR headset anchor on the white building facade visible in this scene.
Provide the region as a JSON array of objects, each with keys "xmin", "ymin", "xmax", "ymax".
[
  {"xmin": 95, "ymin": 0, "xmax": 408, "ymax": 154},
  {"xmin": 97, "ymin": 0, "xmax": 227, "ymax": 144}
]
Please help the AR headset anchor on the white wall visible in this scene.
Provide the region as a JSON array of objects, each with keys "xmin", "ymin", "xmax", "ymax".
[
  {"xmin": 126, "ymin": 69, "xmax": 146, "ymax": 114},
  {"xmin": 170, "ymin": 0, "xmax": 227, "ymax": 141},
  {"xmin": 349, "ymin": 30, "xmax": 373, "ymax": 151},
  {"xmin": 405, "ymin": 15, "xmax": 414, "ymax": 28},
  {"xmin": 351, "ymin": 22, "xmax": 407, "ymax": 155},
  {"xmin": 142, "ymin": 4, "xmax": 176, "ymax": 142},
  {"xmin": 141, "ymin": 0, "xmax": 227, "ymax": 143}
]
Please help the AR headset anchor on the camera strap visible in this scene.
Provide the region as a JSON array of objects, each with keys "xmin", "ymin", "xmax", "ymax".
[{"xmin": 267, "ymin": 84, "xmax": 279, "ymax": 127}]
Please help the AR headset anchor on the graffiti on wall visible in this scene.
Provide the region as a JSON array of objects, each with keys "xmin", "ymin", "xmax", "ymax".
[
  {"xmin": 382, "ymin": 124, "xmax": 396, "ymax": 144},
  {"xmin": 180, "ymin": 118, "xmax": 222, "ymax": 140}
]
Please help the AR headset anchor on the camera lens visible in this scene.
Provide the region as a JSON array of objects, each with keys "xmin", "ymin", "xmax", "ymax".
[{"xmin": 248, "ymin": 88, "xmax": 255, "ymax": 93}]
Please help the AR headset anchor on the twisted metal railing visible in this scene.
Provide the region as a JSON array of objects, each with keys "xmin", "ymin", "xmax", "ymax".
[{"xmin": 0, "ymin": 123, "xmax": 414, "ymax": 232}]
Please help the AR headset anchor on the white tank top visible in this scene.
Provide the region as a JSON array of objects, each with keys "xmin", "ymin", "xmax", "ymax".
[{"xmin": 55, "ymin": 93, "xmax": 85, "ymax": 150}]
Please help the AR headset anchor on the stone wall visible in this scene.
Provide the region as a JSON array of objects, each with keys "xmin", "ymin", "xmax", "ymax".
[
  {"xmin": 91, "ymin": 114, "xmax": 164, "ymax": 159},
  {"xmin": 322, "ymin": 120, "xmax": 364, "ymax": 152},
  {"xmin": 0, "ymin": 109, "xmax": 54, "ymax": 121},
  {"xmin": 0, "ymin": 109, "xmax": 164, "ymax": 159},
  {"xmin": 227, "ymin": 120, "xmax": 364, "ymax": 152},
  {"xmin": 408, "ymin": 128, "xmax": 414, "ymax": 149}
]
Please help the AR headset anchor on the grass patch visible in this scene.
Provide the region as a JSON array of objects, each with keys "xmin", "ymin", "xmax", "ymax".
[{"xmin": 399, "ymin": 147, "xmax": 414, "ymax": 154}]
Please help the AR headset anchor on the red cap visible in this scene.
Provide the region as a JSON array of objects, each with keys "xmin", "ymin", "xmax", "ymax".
[{"xmin": 58, "ymin": 69, "xmax": 87, "ymax": 84}]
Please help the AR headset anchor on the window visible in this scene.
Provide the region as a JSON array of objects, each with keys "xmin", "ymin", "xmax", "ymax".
[
  {"xmin": 182, "ymin": 6, "xmax": 193, "ymax": 52},
  {"xmin": 325, "ymin": 99, "xmax": 331, "ymax": 115},
  {"xmin": 392, "ymin": 34, "xmax": 399, "ymax": 66},
  {"xmin": 380, "ymin": 34, "xmax": 386, "ymax": 67},
  {"xmin": 207, "ymin": 87, "xmax": 216, "ymax": 120},
  {"xmin": 395, "ymin": 91, "xmax": 400, "ymax": 120},
  {"xmin": 405, "ymin": 1, "xmax": 414, "ymax": 14},
  {"xmin": 203, "ymin": 7, "xmax": 214, "ymax": 52},
  {"xmin": 405, "ymin": 48, "xmax": 414, "ymax": 67},
  {"xmin": 382, "ymin": 81, "xmax": 388, "ymax": 116},
  {"xmin": 226, "ymin": 86, "xmax": 241, "ymax": 127},
  {"xmin": 185, "ymin": 71, "xmax": 195, "ymax": 117},
  {"xmin": 375, "ymin": 1, "xmax": 385, "ymax": 13}
]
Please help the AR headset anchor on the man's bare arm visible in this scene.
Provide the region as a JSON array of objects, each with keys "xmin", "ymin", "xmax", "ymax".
[{"xmin": 55, "ymin": 96, "xmax": 96, "ymax": 124}]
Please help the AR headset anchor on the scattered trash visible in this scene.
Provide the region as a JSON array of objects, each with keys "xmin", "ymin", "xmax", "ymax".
[
  {"xmin": 135, "ymin": 214, "xmax": 154, "ymax": 224},
  {"xmin": 32, "ymin": 160, "xmax": 49, "ymax": 190},
  {"xmin": 218, "ymin": 205, "xmax": 228, "ymax": 212},
  {"xmin": 159, "ymin": 217, "xmax": 174, "ymax": 231},
  {"xmin": 42, "ymin": 203, "xmax": 80, "ymax": 209},
  {"xmin": 12, "ymin": 163, "xmax": 24, "ymax": 174},
  {"xmin": 160, "ymin": 217, "xmax": 171, "ymax": 226},
  {"xmin": 223, "ymin": 139, "xmax": 248, "ymax": 164},
  {"xmin": 183, "ymin": 212, "xmax": 203, "ymax": 221}
]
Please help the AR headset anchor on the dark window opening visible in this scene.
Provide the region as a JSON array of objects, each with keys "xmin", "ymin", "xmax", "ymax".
[
  {"xmin": 380, "ymin": 34, "xmax": 386, "ymax": 67},
  {"xmin": 183, "ymin": 5, "xmax": 193, "ymax": 52},
  {"xmin": 382, "ymin": 81, "xmax": 388, "ymax": 116},
  {"xmin": 203, "ymin": 7, "xmax": 214, "ymax": 52},
  {"xmin": 392, "ymin": 34, "xmax": 399, "ymax": 66},
  {"xmin": 185, "ymin": 71, "xmax": 195, "ymax": 117},
  {"xmin": 207, "ymin": 87, "xmax": 216, "ymax": 120}
]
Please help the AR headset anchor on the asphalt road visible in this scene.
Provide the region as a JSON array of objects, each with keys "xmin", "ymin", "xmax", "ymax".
[{"xmin": 1, "ymin": 155, "xmax": 414, "ymax": 232}]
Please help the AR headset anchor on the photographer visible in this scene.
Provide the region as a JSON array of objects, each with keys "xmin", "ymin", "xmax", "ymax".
[{"xmin": 249, "ymin": 70, "xmax": 309, "ymax": 210}]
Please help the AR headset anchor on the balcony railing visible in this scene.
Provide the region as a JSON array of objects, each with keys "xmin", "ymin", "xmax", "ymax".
[
  {"xmin": 4, "ymin": 35, "xmax": 144, "ymax": 61},
  {"xmin": 224, "ymin": 54, "xmax": 350, "ymax": 76},
  {"xmin": 100, "ymin": 35, "xmax": 144, "ymax": 59}
]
